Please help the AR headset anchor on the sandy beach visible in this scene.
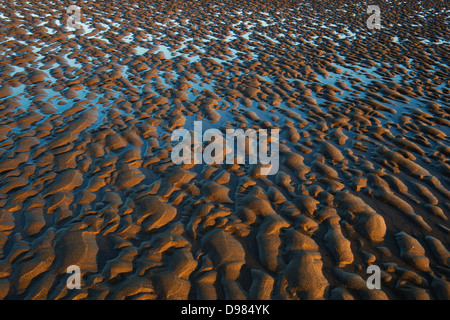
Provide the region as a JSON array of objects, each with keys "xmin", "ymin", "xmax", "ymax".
[{"xmin": 0, "ymin": 0, "xmax": 449, "ymax": 300}]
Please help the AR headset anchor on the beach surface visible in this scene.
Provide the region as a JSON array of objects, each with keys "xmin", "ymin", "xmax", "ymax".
[{"xmin": 0, "ymin": 0, "xmax": 449, "ymax": 300}]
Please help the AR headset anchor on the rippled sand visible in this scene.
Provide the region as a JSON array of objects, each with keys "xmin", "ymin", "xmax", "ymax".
[{"xmin": 0, "ymin": 0, "xmax": 449, "ymax": 300}]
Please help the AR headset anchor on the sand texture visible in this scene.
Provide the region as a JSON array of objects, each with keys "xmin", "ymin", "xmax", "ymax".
[{"xmin": 0, "ymin": 0, "xmax": 449, "ymax": 300}]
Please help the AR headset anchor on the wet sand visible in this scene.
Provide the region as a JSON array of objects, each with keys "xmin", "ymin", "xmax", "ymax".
[{"xmin": 0, "ymin": 0, "xmax": 449, "ymax": 300}]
